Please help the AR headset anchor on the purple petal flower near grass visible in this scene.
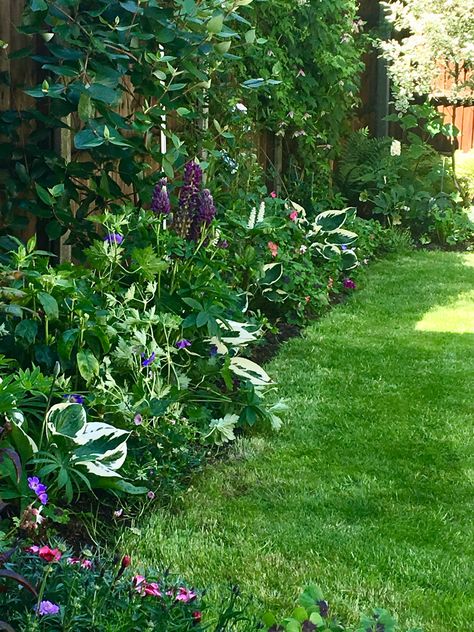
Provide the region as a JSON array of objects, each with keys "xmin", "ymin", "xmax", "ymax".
[
  {"xmin": 28, "ymin": 476, "xmax": 48, "ymax": 505},
  {"xmin": 63, "ymin": 394, "xmax": 85, "ymax": 405},
  {"xmin": 343, "ymin": 278, "xmax": 357, "ymax": 290},
  {"xmin": 176, "ymin": 339, "xmax": 191, "ymax": 349},
  {"xmin": 141, "ymin": 352, "xmax": 156, "ymax": 367},
  {"xmin": 103, "ymin": 233, "xmax": 124, "ymax": 245},
  {"xmin": 36, "ymin": 601, "xmax": 60, "ymax": 616},
  {"xmin": 134, "ymin": 414, "xmax": 143, "ymax": 426}
]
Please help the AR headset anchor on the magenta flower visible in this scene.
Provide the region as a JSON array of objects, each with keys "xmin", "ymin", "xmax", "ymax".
[
  {"xmin": 141, "ymin": 352, "xmax": 156, "ymax": 367},
  {"xmin": 176, "ymin": 586, "xmax": 197, "ymax": 603},
  {"xmin": 343, "ymin": 278, "xmax": 356, "ymax": 290},
  {"xmin": 176, "ymin": 339, "xmax": 191, "ymax": 349},
  {"xmin": 134, "ymin": 414, "xmax": 143, "ymax": 426},
  {"xmin": 36, "ymin": 601, "xmax": 60, "ymax": 616},
  {"xmin": 103, "ymin": 233, "xmax": 124, "ymax": 245},
  {"xmin": 147, "ymin": 490, "xmax": 155, "ymax": 500}
]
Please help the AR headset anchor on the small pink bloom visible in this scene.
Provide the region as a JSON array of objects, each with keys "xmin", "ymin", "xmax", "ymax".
[
  {"xmin": 38, "ymin": 546, "xmax": 62, "ymax": 563},
  {"xmin": 176, "ymin": 586, "xmax": 197, "ymax": 603},
  {"xmin": 305, "ymin": 296, "xmax": 310, "ymax": 303},
  {"xmin": 26, "ymin": 545, "xmax": 40, "ymax": 554},
  {"xmin": 267, "ymin": 242, "xmax": 278, "ymax": 258},
  {"xmin": 82, "ymin": 559, "xmax": 93, "ymax": 569},
  {"xmin": 289, "ymin": 210, "xmax": 298, "ymax": 221},
  {"xmin": 269, "ymin": 191, "xmax": 277, "ymax": 198},
  {"xmin": 144, "ymin": 582, "xmax": 162, "ymax": 597}
]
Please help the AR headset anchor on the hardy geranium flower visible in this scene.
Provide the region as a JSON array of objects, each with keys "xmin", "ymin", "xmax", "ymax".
[
  {"xmin": 289, "ymin": 210, "xmax": 298, "ymax": 221},
  {"xmin": 141, "ymin": 352, "xmax": 156, "ymax": 367},
  {"xmin": 176, "ymin": 339, "xmax": 191, "ymax": 349},
  {"xmin": 269, "ymin": 191, "xmax": 277, "ymax": 198},
  {"xmin": 27, "ymin": 477, "xmax": 48, "ymax": 505},
  {"xmin": 343, "ymin": 278, "xmax": 356, "ymax": 290},
  {"xmin": 267, "ymin": 241, "xmax": 278, "ymax": 258},
  {"xmin": 63, "ymin": 393, "xmax": 85, "ymax": 404},
  {"xmin": 103, "ymin": 233, "xmax": 124, "ymax": 245},
  {"xmin": 36, "ymin": 601, "xmax": 60, "ymax": 616},
  {"xmin": 134, "ymin": 414, "xmax": 143, "ymax": 426}
]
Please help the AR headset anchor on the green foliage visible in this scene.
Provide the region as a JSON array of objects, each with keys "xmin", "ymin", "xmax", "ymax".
[
  {"xmin": 0, "ymin": 0, "xmax": 256, "ymax": 241},
  {"xmin": 262, "ymin": 584, "xmax": 421, "ymax": 632},
  {"xmin": 336, "ymin": 108, "xmax": 474, "ymax": 246},
  {"xmin": 0, "ymin": 546, "xmax": 255, "ymax": 631}
]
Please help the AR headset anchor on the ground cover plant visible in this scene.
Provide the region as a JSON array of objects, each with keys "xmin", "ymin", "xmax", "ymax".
[{"xmin": 127, "ymin": 251, "xmax": 474, "ymax": 632}]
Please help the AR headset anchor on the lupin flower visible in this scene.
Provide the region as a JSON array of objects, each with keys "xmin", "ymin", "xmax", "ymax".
[
  {"xmin": 151, "ymin": 178, "xmax": 171, "ymax": 215},
  {"xmin": 173, "ymin": 161, "xmax": 203, "ymax": 238},
  {"xmin": 189, "ymin": 189, "xmax": 216, "ymax": 241}
]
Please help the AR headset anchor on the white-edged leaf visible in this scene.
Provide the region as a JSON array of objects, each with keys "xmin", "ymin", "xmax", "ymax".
[{"xmin": 230, "ymin": 357, "xmax": 273, "ymax": 386}]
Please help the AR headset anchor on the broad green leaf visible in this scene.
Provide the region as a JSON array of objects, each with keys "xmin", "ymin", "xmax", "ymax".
[
  {"xmin": 37, "ymin": 291, "xmax": 59, "ymax": 320},
  {"xmin": 77, "ymin": 349, "xmax": 100, "ymax": 383},
  {"xmin": 15, "ymin": 319, "xmax": 38, "ymax": 345}
]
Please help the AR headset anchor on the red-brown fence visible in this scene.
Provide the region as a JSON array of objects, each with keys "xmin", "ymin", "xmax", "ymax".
[{"xmin": 434, "ymin": 64, "xmax": 474, "ymax": 152}]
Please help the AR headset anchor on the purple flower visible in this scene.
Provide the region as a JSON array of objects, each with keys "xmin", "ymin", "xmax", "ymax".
[
  {"xmin": 189, "ymin": 189, "xmax": 216, "ymax": 242},
  {"xmin": 141, "ymin": 352, "xmax": 156, "ymax": 367},
  {"xmin": 134, "ymin": 414, "xmax": 143, "ymax": 426},
  {"xmin": 341, "ymin": 244, "xmax": 348, "ymax": 251},
  {"xmin": 63, "ymin": 394, "xmax": 85, "ymax": 405},
  {"xmin": 343, "ymin": 278, "xmax": 357, "ymax": 290},
  {"xmin": 151, "ymin": 178, "xmax": 171, "ymax": 215},
  {"xmin": 217, "ymin": 239, "xmax": 229, "ymax": 249},
  {"xmin": 28, "ymin": 477, "xmax": 48, "ymax": 505},
  {"xmin": 36, "ymin": 601, "xmax": 60, "ymax": 616},
  {"xmin": 147, "ymin": 491, "xmax": 155, "ymax": 500},
  {"xmin": 209, "ymin": 345, "xmax": 218, "ymax": 357},
  {"xmin": 176, "ymin": 339, "xmax": 191, "ymax": 350},
  {"xmin": 103, "ymin": 233, "xmax": 124, "ymax": 245},
  {"xmin": 173, "ymin": 161, "xmax": 203, "ymax": 238}
]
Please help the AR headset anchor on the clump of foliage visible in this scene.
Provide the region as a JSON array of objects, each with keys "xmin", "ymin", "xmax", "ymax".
[
  {"xmin": 262, "ymin": 584, "xmax": 422, "ymax": 632},
  {"xmin": 336, "ymin": 107, "xmax": 474, "ymax": 246},
  {"xmin": 0, "ymin": 545, "xmax": 256, "ymax": 631},
  {"xmin": 380, "ymin": 0, "xmax": 474, "ymax": 111}
]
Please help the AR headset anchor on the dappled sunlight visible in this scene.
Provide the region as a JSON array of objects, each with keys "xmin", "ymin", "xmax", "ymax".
[{"xmin": 416, "ymin": 290, "xmax": 474, "ymax": 334}]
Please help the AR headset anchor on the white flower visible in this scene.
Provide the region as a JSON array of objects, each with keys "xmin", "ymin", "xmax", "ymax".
[
  {"xmin": 299, "ymin": 245, "xmax": 308, "ymax": 254},
  {"xmin": 256, "ymin": 201, "xmax": 266, "ymax": 224},
  {"xmin": 247, "ymin": 207, "xmax": 257, "ymax": 230},
  {"xmin": 234, "ymin": 102, "xmax": 247, "ymax": 114},
  {"xmin": 390, "ymin": 139, "xmax": 402, "ymax": 156}
]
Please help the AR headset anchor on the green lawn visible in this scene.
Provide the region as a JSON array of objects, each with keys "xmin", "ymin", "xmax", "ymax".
[{"xmin": 128, "ymin": 251, "xmax": 474, "ymax": 632}]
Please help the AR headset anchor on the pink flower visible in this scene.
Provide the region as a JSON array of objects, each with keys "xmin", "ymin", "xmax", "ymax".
[
  {"xmin": 144, "ymin": 582, "xmax": 162, "ymax": 597},
  {"xmin": 269, "ymin": 191, "xmax": 277, "ymax": 198},
  {"xmin": 176, "ymin": 586, "xmax": 197, "ymax": 603},
  {"xmin": 289, "ymin": 210, "xmax": 298, "ymax": 221},
  {"xmin": 305, "ymin": 296, "xmax": 310, "ymax": 303},
  {"xmin": 343, "ymin": 278, "xmax": 356, "ymax": 290},
  {"xmin": 36, "ymin": 546, "xmax": 62, "ymax": 563},
  {"xmin": 267, "ymin": 242, "xmax": 278, "ymax": 258},
  {"xmin": 133, "ymin": 575, "xmax": 146, "ymax": 592},
  {"xmin": 26, "ymin": 545, "xmax": 40, "ymax": 554}
]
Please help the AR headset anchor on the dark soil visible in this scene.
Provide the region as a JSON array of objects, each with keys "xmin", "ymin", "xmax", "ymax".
[{"xmin": 251, "ymin": 322, "xmax": 302, "ymax": 365}]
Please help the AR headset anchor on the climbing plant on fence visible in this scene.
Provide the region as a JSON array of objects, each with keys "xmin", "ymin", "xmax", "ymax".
[{"xmin": 0, "ymin": 0, "xmax": 257, "ymax": 244}]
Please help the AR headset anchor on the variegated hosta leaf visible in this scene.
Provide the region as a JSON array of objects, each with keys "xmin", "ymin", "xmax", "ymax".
[
  {"xmin": 324, "ymin": 228, "xmax": 358, "ymax": 245},
  {"xmin": 47, "ymin": 403, "xmax": 87, "ymax": 439},
  {"xmin": 229, "ymin": 357, "xmax": 273, "ymax": 387},
  {"xmin": 214, "ymin": 319, "xmax": 262, "ymax": 349},
  {"xmin": 314, "ymin": 208, "xmax": 353, "ymax": 233},
  {"xmin": 260, "ymin": 262, "xmax": 283, "ymax": 286}
]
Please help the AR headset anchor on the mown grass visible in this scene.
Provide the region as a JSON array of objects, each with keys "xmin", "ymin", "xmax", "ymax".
[{"xmin": 128, "ymin": 251, "xmax": 474, "ymax": 632}]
